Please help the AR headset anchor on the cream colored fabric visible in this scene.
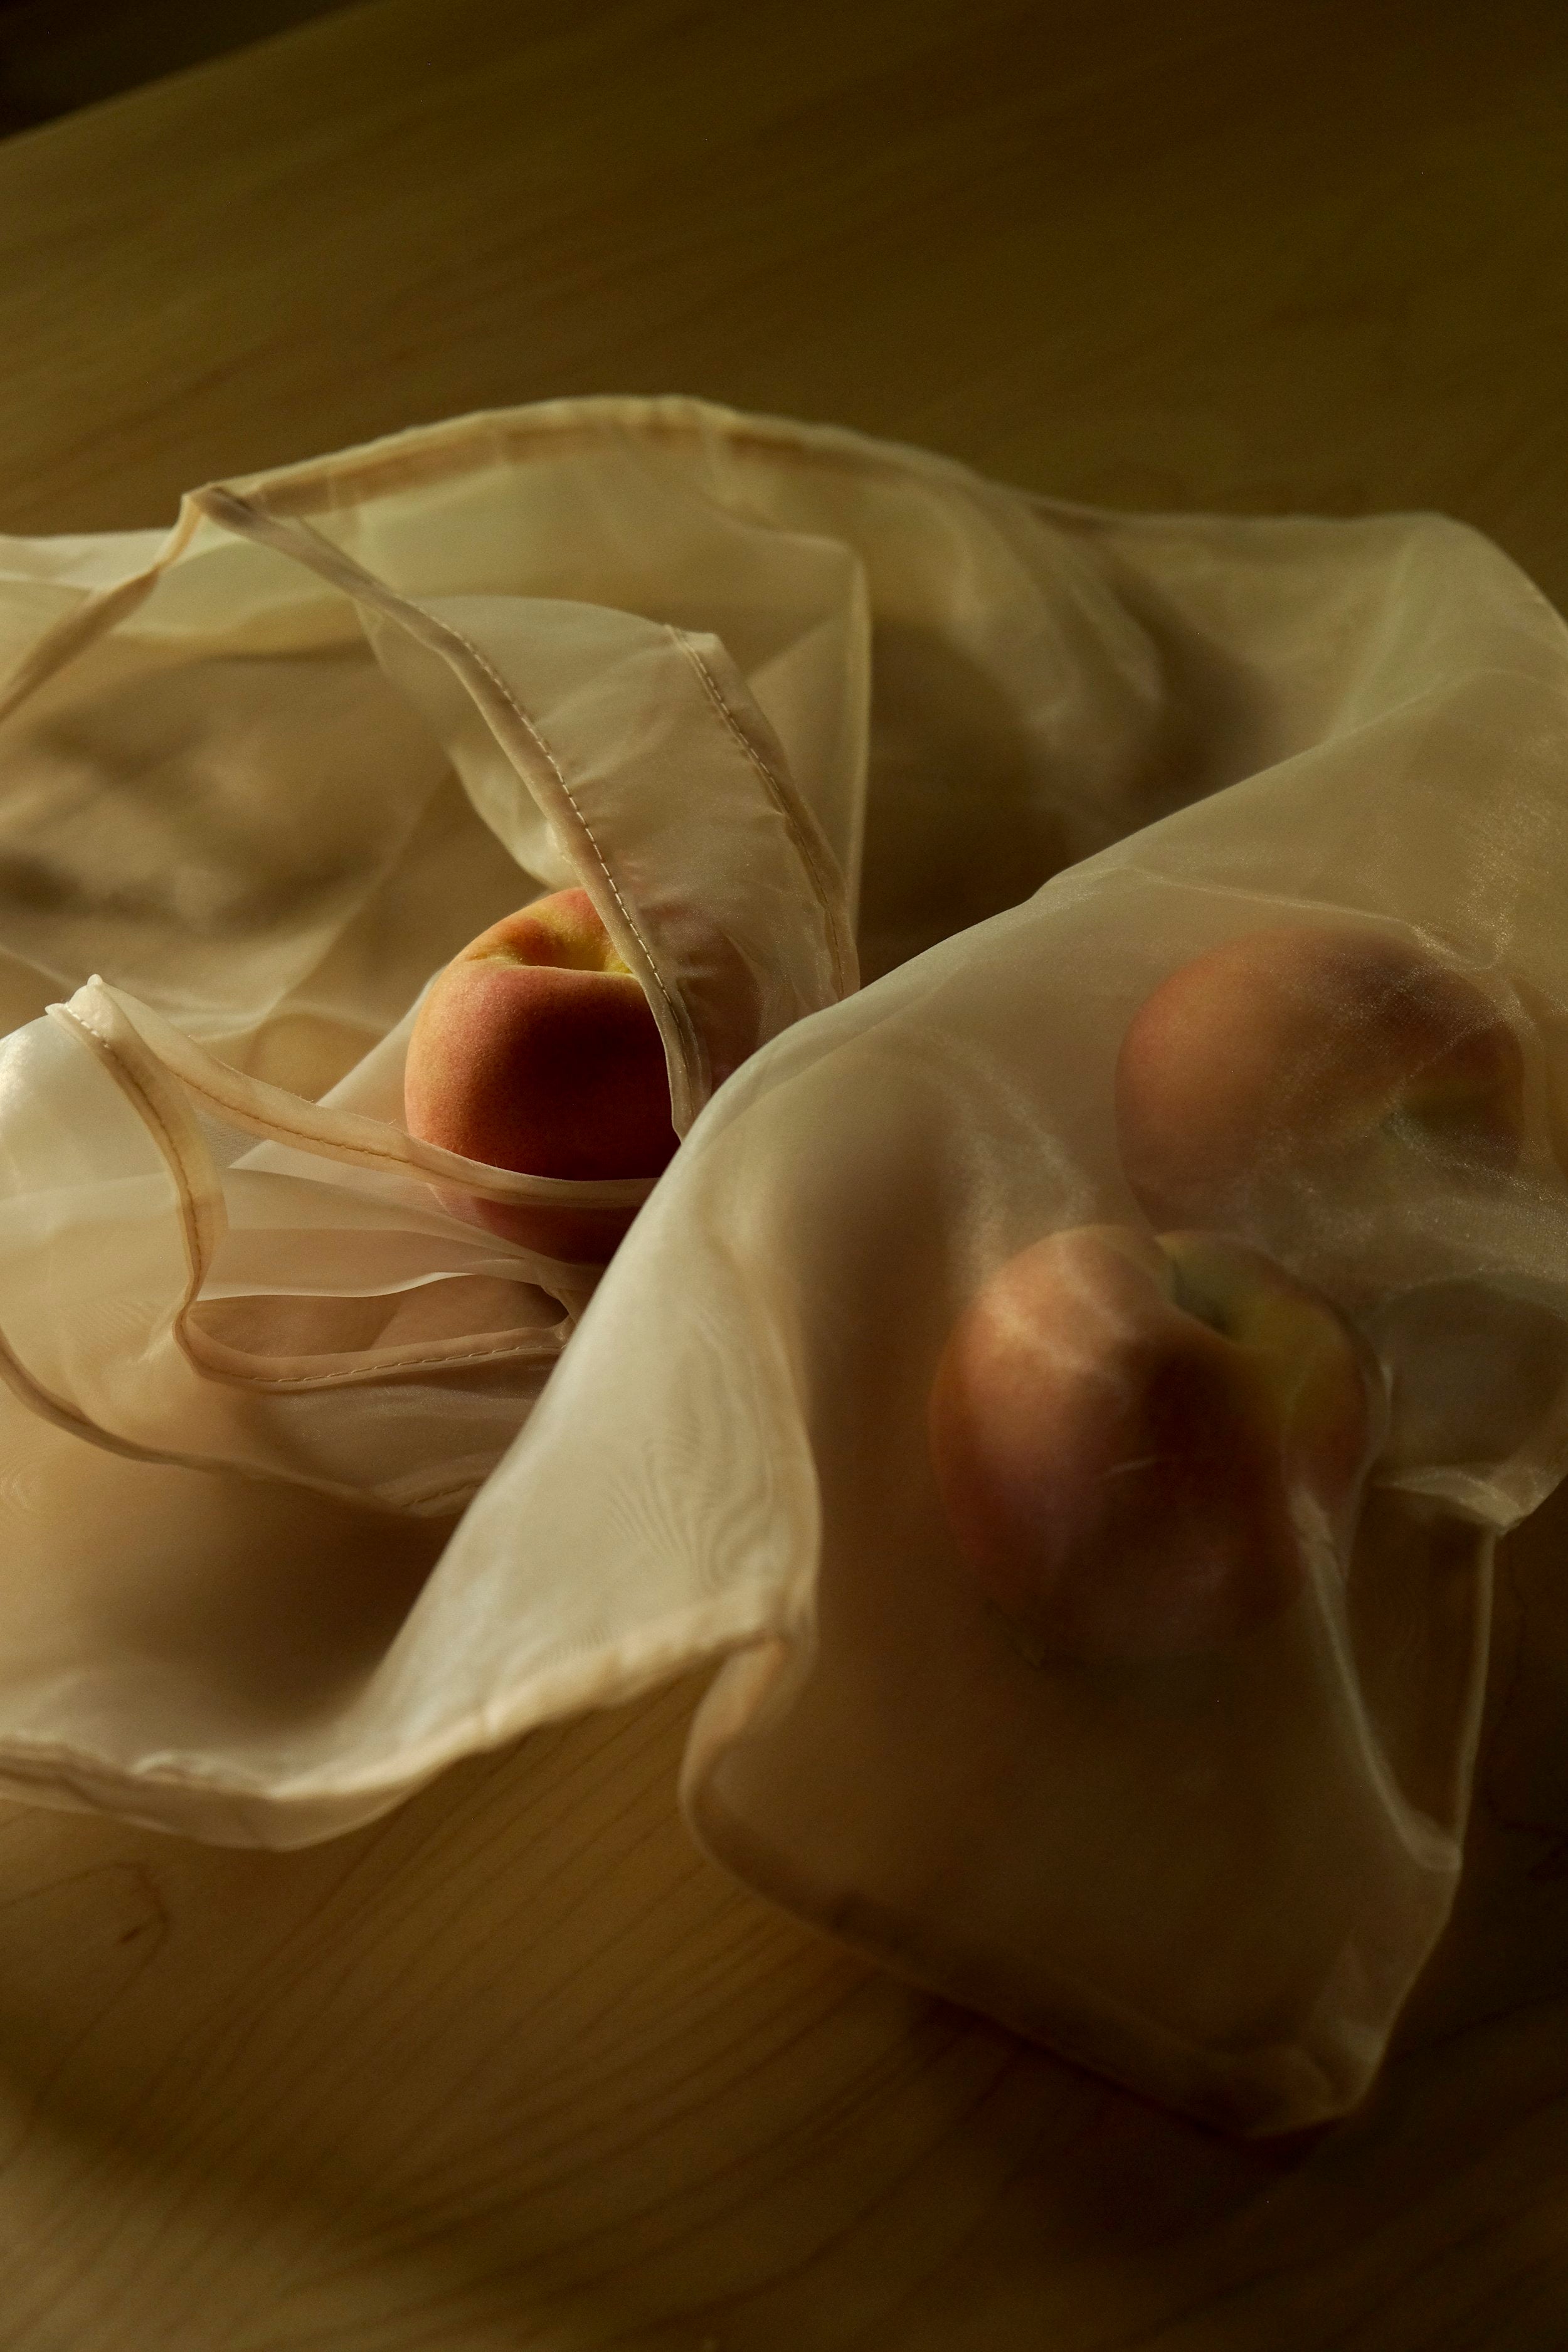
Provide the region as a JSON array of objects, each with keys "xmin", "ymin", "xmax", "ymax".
[{"xmin": 0, "ymin": 396, "xmax": 1562, "ymax": 2131}]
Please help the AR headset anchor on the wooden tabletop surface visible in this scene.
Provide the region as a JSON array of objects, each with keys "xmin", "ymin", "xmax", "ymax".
[{"xmin": 4, "ymin": 3, "xmax": 1568, "ymax": 2344}]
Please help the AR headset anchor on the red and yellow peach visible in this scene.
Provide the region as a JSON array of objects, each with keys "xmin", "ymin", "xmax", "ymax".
[
  {"xmin": 1114, "ymin": 925, "xmax": 1527, "ymax": 1234},
  {"xmin": 929, "ymin": 1224, "xmax": 1385, "ymax": 1661},
  {"xmin": 404, "ymin": 887, "xmax": 677, "ymax": 1263}
]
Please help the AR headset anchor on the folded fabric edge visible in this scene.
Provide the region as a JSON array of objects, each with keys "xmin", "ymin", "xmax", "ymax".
[{"xmin": 0, "ymin": 1589, "xmax": 788, "ymax": 1847}]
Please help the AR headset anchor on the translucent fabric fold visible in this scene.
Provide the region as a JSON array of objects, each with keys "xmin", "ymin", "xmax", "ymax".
[{"xmin": 0, "ymin": 396, "xmax": 1563, "ymax": 2132}]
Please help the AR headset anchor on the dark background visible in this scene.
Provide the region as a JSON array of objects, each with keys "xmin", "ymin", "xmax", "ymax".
[{"xmin": 0, "ymin": 0, "xmax": 352, "ymax": 134}]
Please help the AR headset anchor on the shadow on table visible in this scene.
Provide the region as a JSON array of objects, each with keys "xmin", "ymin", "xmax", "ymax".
[{"xmin": 0, "ymin": 1490, "xmax": 1561, "ymax": 2346}]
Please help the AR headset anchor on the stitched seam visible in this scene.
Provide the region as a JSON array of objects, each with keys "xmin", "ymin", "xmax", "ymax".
[
  {"xmin": 59, "ymin": 1004, "xmax": 215, "ymax": 1292},
  {"xmin": 198, "ymin": 489, "xmax": 701, "ymax": 1086},
  {"xmin": 237, "ymin": 398, "xmax": 985, "ymax": 525},
  {"xmin": 183, "ymin": 1328, "xmax": 563, "ymax": 1387},
  {"xmin": 0, "ymin": 1246, "xmax": 494, "ymax": 1515},
  {"xmin": 75, "ymin": 1000, "xmax": 410, "ymax": 1177},
  {"xmin": 668, "ymin": 625, "xmax": 852, "ymax": 996},
  {"xmin": 66, "ymin": 1002, "xmax": 578, "ymax": 1390},
  {"xmin": 72, "ymin": 1002, "xmax": 646, "ymax": 1208},
  {"xmin": 191, "ymin": 489, "xmax": 689, "ymax": 1093},
  {"xmin": 425, "ymin": 615, "xmax": 684, "ymax": 1034},
  {"xmin": 0, "ymin": 500, "xmax": 201, "ymax": 726}
]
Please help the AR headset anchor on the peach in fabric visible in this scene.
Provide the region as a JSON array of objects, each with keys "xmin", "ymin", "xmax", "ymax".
[{"xmin": 0, "ymin": 396, "xmax": 1564, "ymax": 2132}]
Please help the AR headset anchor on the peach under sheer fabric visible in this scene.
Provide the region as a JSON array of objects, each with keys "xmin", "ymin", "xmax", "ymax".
[{"xmin": 1, "ymin": 396, "xmax": 1565, "ymax": 2131}]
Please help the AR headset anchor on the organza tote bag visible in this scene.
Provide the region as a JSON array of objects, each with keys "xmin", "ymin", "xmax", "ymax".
[{"xmin": 2, "ymin": 395, "xmax": 1565, "ymax": 2132}]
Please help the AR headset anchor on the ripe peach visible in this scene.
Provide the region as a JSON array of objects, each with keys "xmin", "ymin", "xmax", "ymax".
[
  {"xmin": 1115, "ymin": 926, "xmax": 1527, "ymax": 1233},
  {"xmin": 404, "ymin": 887, "xmax": 678, "ymax": 1263},
  {"xmin": 928, "ymin": 1225, "xmax": 1385, "ymax": 1661}
]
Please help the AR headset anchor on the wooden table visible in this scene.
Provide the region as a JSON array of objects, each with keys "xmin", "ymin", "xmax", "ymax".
[{"xmin": 3, "ymin": 2, "xmax": 1568, "ymax": 2342}]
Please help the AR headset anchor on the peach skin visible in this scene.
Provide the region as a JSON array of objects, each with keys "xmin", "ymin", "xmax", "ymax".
[
  {"xmin": 1115, "ymin": 926, "xmax": 1527, "ymax": 1233},
  {"xmin": 929, "ymin": 1225, "xmax": 1386, "ymax": 1661},
  {"xmin": 404, "ymin": 887, "xmax": 678, "ymax": 1263}
]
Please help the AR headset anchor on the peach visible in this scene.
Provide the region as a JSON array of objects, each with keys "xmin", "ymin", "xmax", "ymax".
[
  {"xmin": 929, "ymin": 1225, "xmax": 1385, "ymax": 1661},
  {"xmin": 1115, "ymin": 926, "xmax": 1527, "ymax": 1234},
  {"xmin": 404, "ymin": 887, "xmax": 678, "ymax": 1263}
]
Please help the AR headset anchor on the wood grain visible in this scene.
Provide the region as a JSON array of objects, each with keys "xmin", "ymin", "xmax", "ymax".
[
  {"xmin": 1, "ymin": 0, "xmax": 1567, "ymax": 2342},
  {"xmin": 2, "ymin": 0, "xmax": 1567, "ymax": 590}
]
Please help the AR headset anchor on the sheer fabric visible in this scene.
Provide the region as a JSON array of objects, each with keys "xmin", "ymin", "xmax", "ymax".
[{"xmin": 0, "ymin": 396, "xmax": 1564, "ymax": 2128}]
